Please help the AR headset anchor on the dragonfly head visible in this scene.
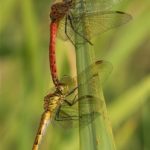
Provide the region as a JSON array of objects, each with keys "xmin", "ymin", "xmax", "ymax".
[
  {"xmin": 57, "ymin": 83, "xmax": 69, "ymax": 95},
  {"xmin": 50, "ymin": 2, "xmax": 71, "ymax": 22}
]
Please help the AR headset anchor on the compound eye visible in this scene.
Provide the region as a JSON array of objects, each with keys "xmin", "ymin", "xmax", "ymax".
[
  {"xmin": 51, "ymin": 5, "xmax": 56, "ymax": 10},
  {"xmin": 59, "ymin": 86, "xmax": 63, "ymax": 92},
  {"xmin": 59, "ymin": 83, "xmax": 68, "ymax": 94},
  {"xmin": 56, "ymin": 84, "xmax": 63, "ymax": 92}
]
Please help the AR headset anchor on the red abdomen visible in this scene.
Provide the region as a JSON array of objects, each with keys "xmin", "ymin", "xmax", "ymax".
[{"xmin": 49, "ymin": 22, "xmax": 59, "ymax": 87}]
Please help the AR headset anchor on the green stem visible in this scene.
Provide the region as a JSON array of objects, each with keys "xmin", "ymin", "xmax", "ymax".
[{"xmin": 74, "ymin": 1, "xmax": 116, "ymax": 150}]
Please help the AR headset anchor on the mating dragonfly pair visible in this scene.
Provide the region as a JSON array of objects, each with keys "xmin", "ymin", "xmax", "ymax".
[{"xmin": 33, "ymin": 0, "xmax": 132, "ymax": 149}]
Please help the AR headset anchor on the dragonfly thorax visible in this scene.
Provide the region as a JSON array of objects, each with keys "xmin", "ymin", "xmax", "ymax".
[
  {"xmin": 44, "ymin": 93, "xmax": 63, "ymax": 112},
  {"xmin": 43, "ymin": 84, "xmax": 69, "ymax": 112},
  {"xmin": 50, "ymin": 1, "xmax": 73, "ymax": 22}
]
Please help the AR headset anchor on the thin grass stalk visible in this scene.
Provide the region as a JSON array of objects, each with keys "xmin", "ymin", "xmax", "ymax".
[
  {"xmin": 109, "ymin": 76, "xmax": 150, "ymax": 128},
  {"xmin": 74, "ymin": 0, "xmax": 116, "ymax": 150}
]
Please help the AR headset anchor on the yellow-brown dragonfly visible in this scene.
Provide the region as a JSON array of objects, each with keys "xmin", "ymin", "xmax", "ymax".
[{"xmin": 32, "ymin": 60, "xmax": 112, "ymax": 150}]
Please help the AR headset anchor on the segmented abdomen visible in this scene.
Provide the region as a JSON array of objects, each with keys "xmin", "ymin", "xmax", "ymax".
[
  {"xmin": 49, "ymin": 22, "xmax": 59, "ymax": 87},
  {"xmin": 32, "ymin": 111, "xmax": 51, "ymax": 150}
]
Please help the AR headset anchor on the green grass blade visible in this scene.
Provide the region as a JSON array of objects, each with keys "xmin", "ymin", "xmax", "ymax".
[
  {"xmin": 75, "ymin": 1, "xmax": 116, "ymax": 150},
  {"xmin": 0, "ymin": 0, "xmax": 17, "ymax": 32},
  {"xmin": 107, "ymin": 5, "xmax": 150, "ymax": 66},
  {"xmin": 109, "ymin": 76, "xmax": 150, "ymax": 128}
]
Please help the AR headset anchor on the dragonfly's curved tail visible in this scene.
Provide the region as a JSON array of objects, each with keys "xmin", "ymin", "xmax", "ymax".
[
  {"xmin": 32, "ymin": 111, "xmax": 51, "ymax": 150},
  {"xmin": 49, "ymin": 22, "xmax": 60, "ymax": 87}
]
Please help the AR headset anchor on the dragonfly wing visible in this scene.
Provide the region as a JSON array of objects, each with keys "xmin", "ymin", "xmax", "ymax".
[
  {"xmin": 58, "ymin": 60, "xmax": 112, "ymax": 102},
  {"xmin": 74, "ymin": 11, "xmax": 132, "ymax": 40},
  {"xmin": 52, "ymin": 110, "xmax": 77, "ymax": 128},
  {"xmin": 60, "ymin": 60, "xmax": 113, "ymax": 89},
  {"xmin": 53, "ymin": 60, "xmax": 112, "ymax": 128},
  {"xmin": 73, "ymin": 60, "xmax": 113, "ymax": 86},
  {"xmin": 75, "ymin": 0, "xmax": 115, "ymax": 12},
  {"xmin": 52, "ymin": 96, "xmax": 101, "ymax": 128},
  {"xmin": 57, "ymin": 17, "xmax": 75, "ymax": 44},
  {"xmin": 60, "ymin": 60, "xmax": 113, "ymax": 104},
  {"xmin": 72, "ymin": 11, "xmax": 132, "ymax": 41},
  {"xmin": 56, "ymin": 0, "xmax": 116, "ymax": 41},
  {"xmin": 57, "ymin": 18, "xmax": 68, "ymax": 41},
  {"xmin": 57, "ymin": 11, "xmax": 131, "ymax": 44},
  {"xmin": 59, "ymin": 75, "xmax": 77, "ymax": 90}
]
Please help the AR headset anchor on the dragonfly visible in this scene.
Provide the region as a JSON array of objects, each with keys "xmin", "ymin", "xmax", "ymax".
[
  {"xmin": 32, "ymin": 60, "xmax": 113, "ymax": 150},
  {"xmin": 49, "ymin": 0, "xmax": 132, "ymax": 87}
]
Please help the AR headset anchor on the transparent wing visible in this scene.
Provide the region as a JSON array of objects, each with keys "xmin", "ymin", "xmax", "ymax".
[
  {"xmin": 76, "ymin": 11, "xmax": 132, "ymax": 41},
  {"xmin": 53, "ymin": 0, "xmax": 116, "ymax": 11},
  {"xmin": 57, "ymin": 16, "xmax": 75, "ymax": 42},
  {"xmin": 59, "ymin": 60, "xmax": 113, "ymax": 90},
  {"xmin": 75, "ymin": 0, "xmax": 116, "ymax": 12},
  {"xmin": 52, "ymin": 95, "xmax": 101, "ymax": 128},
  {"xmin": 57, "ymin": 11, "xmax": 132, "ymax": 44},
  {"xmin": 49, "ymin": 60, "xmax": 112, "ymax": 100},
  {"xmin": 52, "ymin": 60, "xmax": 112, "ymax": 128}
]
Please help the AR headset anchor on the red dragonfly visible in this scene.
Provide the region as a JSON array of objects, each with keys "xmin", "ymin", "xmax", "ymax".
[
  {"xmin": 32, "ymin": 60, "xmax": 113, "ymax": 150},
  {"xmin": 49, "ymin": 0, "xmax": 132, "ymax": 87}
]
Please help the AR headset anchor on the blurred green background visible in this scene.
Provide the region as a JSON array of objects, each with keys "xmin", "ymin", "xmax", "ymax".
[{"xmin": 0, "ymin": 0, "xmax": 150, "ymax": 150}]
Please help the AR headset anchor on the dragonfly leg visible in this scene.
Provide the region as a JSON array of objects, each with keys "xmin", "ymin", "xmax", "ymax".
[
  {"xmin": 66, "ymin": 86, "xmax": 78, "ymax": 97},
  {"xmin": 64, "ymin": 95, "xmax": 94, "ymax": 106},
  {"xmin": 65, "ymin": 16, "xmax": 76, "ymax": 47},
  {"xmin": 68, "ymin": 14, "xmax": 93, "ymax": 45},
  {"xmin": 55, "ymin": 95, "xmax": 100, "ymax": 124},
  {"xmin": 55, "ymin": 105, "xmax": 79, "ymax": 121},
  {"xmin": 55, "ymin": 106, "xmax": 62, "ymax": 120},
  {"xmin": 64, "ymin": 94, "xmax": 78, "ymax": 106}
]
